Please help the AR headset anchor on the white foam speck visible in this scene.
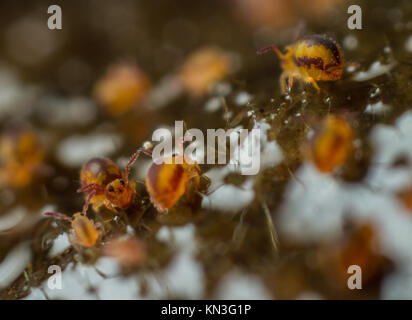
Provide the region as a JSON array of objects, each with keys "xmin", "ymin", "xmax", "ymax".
[
  {"xmin": 202, "ymin": 120, "xmax": 283, "ymax": 212},
  {"xmin": 154, "ymin": 225, "xmax": 204, "ymax": 298},
  {"xmin": 204, "ymin": 97, "xmax": 222, "ymax": 112},
  {"xmin": 0, "ymin": 67, "xmax": 40, "ymax": 120},
  {"xmin": 213, "ymin": 82, "xmax": 232, "ymax": 96},
  {"xmin": 48, "ymin": 233, "xmax": 71, "ymax": 257},
  {"xmin": 145, "ymin": 75, "xmax": 184, "ymax": 110},
  {"xmin": 0, "ymin": 206, "xmax": 26, "ymax": 231},
  {"xmin": 368, "ymin": 110, "xmax": 412, "ymax": 192},
  {"xmin": 0, "ymin": 243, "xmax": 31, "ymax": 289},
  {"xmin": 23, "ymin": 287, "xmax": 46, "ymax": 300},
  {"xmin": 214, "ymin": 270, "xmax": 271, "ymax": 299},
  {"xmin": 202, "ymin": 174, "xmax": 255, "ymax": 212},
  {"xmin": 98, "ymin": 276, "xmax": 140, "ymax": 300},
  {"xmin": 232, "ymin": 120, "xmax": 283, "ymax": 175},
  {"xmin": 56, "ymin": 133, "xmax": 122, "ymax": 167},
  {"xmin": 234, "ymin": 92, "xmax": 252, "ymax": 106},
  {"xmin": 343, "ymin": 35, "xmax": 358, "ymax": 50},
  {"xmin": 37, "ymin": 96, "xmax": 97, "ymax": 126},
  {"xmin": 278, "ymin": 164, "xmax": 347, "ymax": 242},
  {"xmin": 364, "ymin": 101, "xmax": 391, "ymax": 115},
  {"xmin": 354, "ymin": 60, "xmax": 397, "ymax": 82}
]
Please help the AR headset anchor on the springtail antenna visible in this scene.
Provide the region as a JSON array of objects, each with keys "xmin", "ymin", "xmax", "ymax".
[
  {"xmin": 43, "ymin": 212, "xmax": 71, "ymax": 221},
  {"xmin": 77, "ymin": 183, "xmax": 104, "ymax": 194},
  {"xmin": 81, "ymin": 190, "xmax": 96, "ymax": 215},
  {"xmin": 125, "ymin": 148, "xmax": 153, "ymax": 184},
  {"xmin": 256, "ymin": 46, "xmax": 284, "ymax": 59}
]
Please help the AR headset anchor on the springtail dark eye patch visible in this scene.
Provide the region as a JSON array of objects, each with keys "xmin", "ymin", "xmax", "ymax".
[
  {"xmin": 119, "ymin": 179, "xmax": 125, "ymax": 186},
  {"xmin": 108, "ymin": 185, "xmax": 115, "ymax": 192}
]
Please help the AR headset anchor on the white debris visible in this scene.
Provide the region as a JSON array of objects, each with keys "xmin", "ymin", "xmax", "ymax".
[
  {"xmin": 0, "ymin": 205, "xmax": 48, "ymax": 233},
  {"xmin": 201, "ymin": 165, "xmax": 254, "ymax": 212},
  {"xmin": 160, "ymin": 247, "xmax": 204, "ymax": 298},
  {"xmin": 37, "ymin": 96, "xmax": 97, "ymax": 126},
  {"xmin": 232, "ymin": 120, "xmax": 283, "ymax": 174},
  {"xmin": 0, "ymin": 243, "xmax": 31, "ymax": 289},
  {"xmin": 257, "ymin": 122, "xmax": 284, "ymax": 171},
  {"xmin": 364, "ymin": 101, "xmax": 391, "ymax": 115},
  {"xmin": 142, "ymin": 141, "xmax": 153, "ymax": 150},
  {"xmin": 382, "ymin": 272, "xmax": 412, "ymax": 299},
  {"xmin": 24, "ymin": 287, "xmax": 46, "ymax": 300},
  {"xmin": 25, "ymin": 257, "xmax": 140, "ymax": 300},
  {"xmin": 204, "ymin": 97, "xmax": 222, "ymax": 112},
  {"xmin": 354, "ymin": 60, "xmax": 397, "ymax": 82},
  {"xmin": 89, "ymin": 257, "xmax": 120, "ymax": 281},
  {"xmin": 367, "ymin": 110, "xmax": 412, "ymax": 192},
  {"xmin": 56, "ymin": 133, "xmax": 122, "ymax": 167},
  {"xmin": 202, "ymin": 175, "xmax": 255, "ymax": 212},
  {"xmin": 0, "ymin": 67, "xmax": 40, "ymax": 120},
  {"xmin": 48, "ymin": 233, "xmax": 71, "ymax": 257},
  {"xmin": 145, "ymin": 75, "xmax": 184, "ymax": 110},
  {"xmin": 213, "ymin": 82, "xmax": 232, "ymax": 96},
  {"xmin": 214, "ymin": 270, "xmax": 271, "ymax": 299},
  {"xmin": 98, "ymin": 276, "xmax": 140, "ymax": 300},
  {"xmin": 234, "ymin": 92, "xmax": 252, "ymax": 106},
  {"xmin": 343, "ymin": 35, "xmax": 358, "ymax": 50},
  {"xmin": 370, "ymin": 87, "xmax": 381, "ymax": 98},
  {"xmin": 0, "ymin": 206, "xmax": 26, "ymax": 232},
  {"xmin": 202, "ymin": 120, "xmax": 283, "ymax": 212},
  {"xmin": 405, "ymin": 35, "xmax": 412, "ymax": 52},
  {"xmin": 346, "ymin": 65, "xmax": 357, "ymax": 73},
  {"xmin": 278, "ymin": 164, "xmax": 347, "ymax": 242},
  {"xmin": 155, "ymin": 225, "xmax": 204, "ymax": 298},
  {"xmin": 156, "ymin": 224, "xmax": 197, "ymax": 250}
]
